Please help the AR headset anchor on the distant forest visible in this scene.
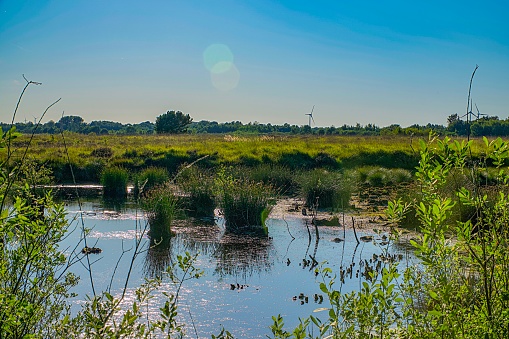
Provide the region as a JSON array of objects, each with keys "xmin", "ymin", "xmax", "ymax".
[{"xmin": 2, "ymin": 113, "xmax": 509, "ymax": 137}]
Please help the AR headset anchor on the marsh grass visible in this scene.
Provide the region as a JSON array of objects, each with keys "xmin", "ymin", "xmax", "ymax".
[
  {"xmin": 356, "ymin": 166, "xmax": 413, "ymax": 187},
  {"xmin": 100, "ymin": 167, "xmax": 128, "ymax": 198},
  {"xmin": 216, "ymin": 168, "xmax": 275, "ymax": 234},
  {"xmin": 133, "ymin": 167, "xmax": 169, "ymax": 197},
  {"xmin": 142, "ymin": 183, "xmax": 178, "ymax": 246},
  {"xmin": 238, "ymin": 164, "xmax": 298, "ymax": 195},
  {"xmin": 5, "ymin": 134, "xmax": 436, "ymax": 183},
  {"xmin": 298, "ymin": 169, "xmax": 356, "ymax": 210},
  {"xmin": 176, "ymin": 166, "xmax": 216, "ymax": 218}
]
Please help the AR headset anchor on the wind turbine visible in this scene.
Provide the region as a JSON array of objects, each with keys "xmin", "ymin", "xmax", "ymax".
[
  {"xmin": 305, "ymin": 105, "xmax": 315, "ymax": 127},
  {"xmin": 475, "ymin": 104, "xmax": 487, "ymax": 120}
]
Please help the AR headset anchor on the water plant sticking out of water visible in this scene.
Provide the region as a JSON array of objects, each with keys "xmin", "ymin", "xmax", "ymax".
[
  {"xmin": 101, "ymin": 166, "xmax": 128, "ymax": 199},
  {"xmin": 141, "ymin": 183, "xmax": 179, "ymax": 246},
  {"xmin": 133, "ymin": 166, "xmax": 169, "ymax": 198},
  {"xmin": 216, "ymin": 167, "xmax": 275, "ymax": 234},
  {"xmin": 298, "ymin": 169, "xmax": 355, "ymax": 210},
  {"xmin": 176, "ymin": 166, "xmax": 216, "ymax": 218}
]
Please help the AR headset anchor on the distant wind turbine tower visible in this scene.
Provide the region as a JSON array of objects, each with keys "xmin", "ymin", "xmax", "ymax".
[{"xmin": 305, "ymin": 105, "xmax": 315, "ymax": 127}]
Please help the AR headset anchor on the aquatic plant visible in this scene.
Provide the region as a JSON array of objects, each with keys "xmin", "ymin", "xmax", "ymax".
[
  {"xmin": 176, "ymin": 166, "xmax": 216, "ymax": 218},
  {"xmin": 141, "ymin": 183, "xmax": 178, "ymax": 246},
  {"xmin": 100, "ymin": 166, "xmax": 128, "ymax": 198},
  {"xmin": 356, "ymin": 166, "xmax": 413, "ymax": 187},
  {"xmin": 133, "ymin": 166, "xmax": 169, "ymax": 197},
  {"xmin": 216, "ymin": 167, "xmax": 275, "ymax": 234},
  {"xmin": 241, "ymin": 163, "xmax": 298, "ymax": 195},
  {"xmin": 298, "ymin": 169, "xmax": 355, "ymax": 210}
]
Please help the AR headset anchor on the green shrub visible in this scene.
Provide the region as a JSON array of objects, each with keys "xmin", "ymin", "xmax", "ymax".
[{"xmin": 100, "ymin": 167, "xmax": 128, "ymax": 198}]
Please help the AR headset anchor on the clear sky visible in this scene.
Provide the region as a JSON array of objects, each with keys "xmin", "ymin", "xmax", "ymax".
[{"xmin": 1, "ymin": 0, "xmax": 508, "ymax": 127}]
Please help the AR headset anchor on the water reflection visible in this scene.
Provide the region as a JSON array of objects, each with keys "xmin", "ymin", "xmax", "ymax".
[
  {"xmin": 144, "ymin": 245, "xmax": 172, "ymax": 277},
  {"xmin": 213, "ymin": 233, "xmax": 274, "ymax": 278}
]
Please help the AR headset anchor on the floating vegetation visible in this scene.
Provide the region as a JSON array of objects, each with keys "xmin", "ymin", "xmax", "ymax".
[{"xmin": 81, "ymin": 246, "xmax": 102, "ymax": 254}]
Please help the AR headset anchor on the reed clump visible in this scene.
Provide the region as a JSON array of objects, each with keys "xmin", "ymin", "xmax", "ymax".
[
  {"xmin": 239, "ymin": 164, "xmax": 298, "ymax": 195},
  {"xmin": 176, "ymin": 166, "xmax": 216, "ymax": 218},
  {"xmin": 298, "ymin": 169, "xmax": 355, "ymax": 210},
  {"xmin": 142, "ymin": 183, "xmax": 178, "ymax": 246},
  {"xmin": 216, "ymin": 168, "xmax": 275, "ymax": 234},
  {"xmin": 100, "ymin": 167, "xmax": 128, "ymax": 198},
  {"xmin": 357, "ymin": 166, "xmax": 413, "ymax": 187},
  {"xmin": 133, "ymin": 166, "xmax": 169, "ymax": 197}
]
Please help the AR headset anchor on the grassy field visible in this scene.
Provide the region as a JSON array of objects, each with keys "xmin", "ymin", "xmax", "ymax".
[{"xmin": 2, "ymin": 133, "xmax": 487, "ymax": 183}]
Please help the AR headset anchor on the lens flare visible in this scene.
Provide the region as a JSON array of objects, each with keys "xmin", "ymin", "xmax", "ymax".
[
  {"xmin": 203, "ymin": 43, "xmax": 239, "ymax": 91},
  {"xmin": 203, "ymin": 44, "xmax": 233, "ymax": 73},
  {"xmin": 211, "ymin": 63, "xmax": 240, "ymax": 91}
]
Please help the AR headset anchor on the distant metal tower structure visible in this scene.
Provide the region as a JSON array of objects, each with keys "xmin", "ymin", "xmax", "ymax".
[{"xmin": 305, "ymin": 105, "xmax": 315, "ymax": 127}]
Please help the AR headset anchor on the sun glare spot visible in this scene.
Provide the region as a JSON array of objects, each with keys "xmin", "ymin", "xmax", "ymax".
[
  {"xmin": 203, "ymin": 44, "xmax": 239, "ymax": 91},
  {"xmin": 211, "ymin": 63, "xmax": 240, "ymax": 91},
  {"xmin": 203, "ymin": 44, "xmax": 233, "ymax": 72}
]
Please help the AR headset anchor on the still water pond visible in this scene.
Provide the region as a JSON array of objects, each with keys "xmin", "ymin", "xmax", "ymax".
[{"xmin": 60, "ymin": 199, "xmax": 413, "ymax": 338}]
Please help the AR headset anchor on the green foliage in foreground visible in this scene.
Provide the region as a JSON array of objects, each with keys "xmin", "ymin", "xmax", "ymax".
[{"xmin": 268, "ymin": 134, "xmax": 509, "ymax": 338}]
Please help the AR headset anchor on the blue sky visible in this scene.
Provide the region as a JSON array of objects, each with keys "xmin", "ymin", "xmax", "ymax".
[{"xmin": 1, "ymin": 0, "xmax": 508, "ymax": 127}]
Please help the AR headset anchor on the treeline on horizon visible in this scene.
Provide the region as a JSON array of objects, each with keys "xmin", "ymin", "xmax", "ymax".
[{"xmin": 2, "ymin": 113, "xmax": 509, "ymax": 137}]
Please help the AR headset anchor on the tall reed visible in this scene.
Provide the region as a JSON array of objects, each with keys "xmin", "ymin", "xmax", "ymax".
[
  {"xmin": 298, "ymin": 169, "xmax": 355, "ymax": 210},
  {"xmin": 100, "ymin": 167, "xmax": 128, "ymax": 198},
  {"xmin": 216, "ymin": 168, "xmax": 275, "ymax": 234},
  {"xmin": 141, "ymin": 183, "xmax": 178, "ymax": 246},
  {"xmin": 176, "ymin": 166, "xmax": 216, "ymax": 218}
]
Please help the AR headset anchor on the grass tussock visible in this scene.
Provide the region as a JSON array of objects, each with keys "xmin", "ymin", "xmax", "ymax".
[
  {"xmin": 100, "ymin": 167, "xmax": 128, "ymax": 199},
  {"xmin": 356, "ymin": 166, "xmax": 413, "ymax": 187},
  {"xmin": 216, "ymin": 168, "xmax": 275, "ymax": 234},
  {"xmin": 298, "ymin": 169, "xmax": 356, "ymax": 210},
  {"xmin": 142, "ymin": 183, "xmax": 178, "ymax": 246},
  {"xmin": 133, "ymin": 167, "xmax": 169, "ymax": 197},
  {"xmin": 237, "ymin": 164, "xmax": 299, "ymax": 196},
  {"xmin": 176, "ymin": 166, "xmax": 216, "ymax": 218}
]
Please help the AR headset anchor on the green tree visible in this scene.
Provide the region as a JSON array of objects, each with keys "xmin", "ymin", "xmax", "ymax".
[{"xmin": 155, "ymin": 110, "xmax": 192, "ymax": 134}]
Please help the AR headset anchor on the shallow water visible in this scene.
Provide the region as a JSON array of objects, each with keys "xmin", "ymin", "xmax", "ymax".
[{"xmin": 61, "ymin": 199, "xmax": 413, "ymax": 338}]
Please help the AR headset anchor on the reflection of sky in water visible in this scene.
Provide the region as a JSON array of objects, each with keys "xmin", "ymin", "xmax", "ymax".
[{"xmin": 61, "ymin": 200, "xmax": 415, "ymax": 338}]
